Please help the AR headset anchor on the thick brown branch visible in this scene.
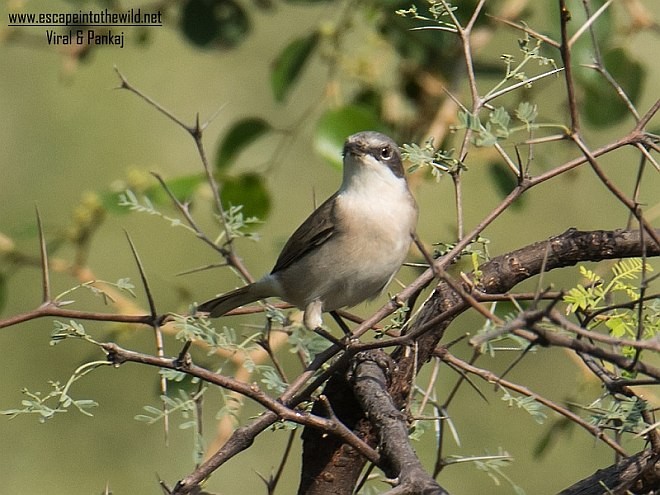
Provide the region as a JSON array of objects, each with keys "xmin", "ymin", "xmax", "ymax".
[
  {"xmin": 557, "ymin": 448, "xmax": 659, "ymax": 495},
  {"xmin": 477, "ymin": 228, "xmax": 659, "ymax": 294},
  {"xmin": 348, "ymin": 351, "xmax": 448, "ymax": 495}
]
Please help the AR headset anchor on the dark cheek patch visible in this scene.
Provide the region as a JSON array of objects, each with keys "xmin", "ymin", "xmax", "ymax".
[
  {"xmin": 367, "ymin": 146, "xmax": 405, "ymax": 178},
  {"xmin": 387, "ymin": 157, "xmax": 405, "ymax": 178}
]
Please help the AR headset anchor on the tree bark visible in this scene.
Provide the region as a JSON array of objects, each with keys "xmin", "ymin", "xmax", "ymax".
[{"xmin": 557, "ymin": 449, "xmax": 660, "ymax": 495}]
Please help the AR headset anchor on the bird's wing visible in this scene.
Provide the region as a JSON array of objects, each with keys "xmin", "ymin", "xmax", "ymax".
[{"xmin": 270, "ymin": 193, "xmax": 338, "ymax": 274}]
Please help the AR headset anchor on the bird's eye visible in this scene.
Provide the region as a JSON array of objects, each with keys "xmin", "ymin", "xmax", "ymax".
[{"xmin": 379, "ymin": 146, "xmax": 392, "ymax": 160}]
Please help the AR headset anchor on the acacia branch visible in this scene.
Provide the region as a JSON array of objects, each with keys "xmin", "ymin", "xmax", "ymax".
[
  {"xmin": 348, "ymin": 351, "xmax": 449, "ymax": 495},
  {"xmin": 114, "ymin": 68, "xmax": 254, "ymax": 284},
  {"xmin": 101, "ymin": 341, "xmax": 379, "ymax": 494},
  {"xmin": 435, "ymin": 348, "xmax": 628, "ymax": 457}
]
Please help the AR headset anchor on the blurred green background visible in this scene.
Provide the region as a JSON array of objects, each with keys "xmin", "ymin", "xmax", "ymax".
[{"xmin": 0, "ymin": 0, "xmax": 658, "ymax": 494}]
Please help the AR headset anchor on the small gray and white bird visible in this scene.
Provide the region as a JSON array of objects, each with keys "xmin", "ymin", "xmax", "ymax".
[{"xmin": 198, "ymin": 131, "xmax": 418, "ymax": 330}]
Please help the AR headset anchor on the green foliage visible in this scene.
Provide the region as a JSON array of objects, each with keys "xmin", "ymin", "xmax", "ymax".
[
  {"xmin": 50, "ymin": 319, "xmax": 97, "ymax": 346},
  {"xmin": 457, "ymin": 102, "xmax": 542, "ymax": 148},
  {"xmin": 490, "ymin": 33, "xmax": 558, "ymax": 96},
  {"xmin": 215, "ymin": 118, "xmax": 272, "ymax": 170},
  {"xmin": 580, "ymin": 396, "xmax": 649, "ymax": 435},
  {"xmin": 52, "ymin": 278, "xmax": 136, "ymax": 307},
  {"xmin": 433, "ymin": 235, "xmax": 490, "ymax": 264},
  {"xmin": 395, "ymin": 1, "xmax": 458, "ymax": 32},
  {"xmin": 119, "ymin": 189, "xmax": 264, "ymax": 241},
  {"xmin": 136, "ymin": 388, "xmax": 208, "ymax": 465},
  {"xmin": 500, "ymin": 390, "xmax": 547, "ymax": 425},
  {"xmin": 474, "ymin": 453, "xmax": 526, "ymax": 495},
  {"xmin": 563, "ymin": 259, "xmax": 651, "ymax": 315},
  {"xmin": 563, "ymin": 259, "xmax": 657, "ymax": 376},
  {"xmin": 401, "ymin": 139, "xmax": 463, "ymax": 180},
  {"xmin": 118, "ymin": 190, "xmax": 199, "ymax": 233},
  {"xmin": 172, "ymin": 314, "xmax": 289, "ymax": 393},
  {"xmin": 180, "ymin": 0, "xmax": 250, "ymax": 49},
  {"xmin": 259, "ymin": 367, "xmax": 287, "ymax": 394},
  {"xmin": 0, "ymin": 358, "xmax": 106, "ymax": 422},
  {"xmin": 380, "ymin": 303, "xmax": 411, "ymax": 337},
  {"xmin": 135, "ymin": 389, "xmax": 205, "ymax": 425},
  {"xmin": 473, "ymin": 303, "xmax": 535, "ymax": 357},
  {"xmin": 0, "ymin": 383, "xmax": 98, "ymax": 422},
  {"xmin": 287, "ymin": 326, "xmax": 331, "ymax": 364},
  {"xmin": 445, "ymin": 451, "xmax": 524, "ymax": 495},
  {"xmin": 214, "ymin": 203, "xmax": 259, "ymax": 242},
  {"xmin": 219, "ymin": 173, "xmax": 271, "ymax": 221},
  {"xmin": 173, "ymin": 314, "xmax": 259, "ymax": 354},
  {"xmin": 271, "ymin": 32, "xmax": 320, "ymax": 102}
]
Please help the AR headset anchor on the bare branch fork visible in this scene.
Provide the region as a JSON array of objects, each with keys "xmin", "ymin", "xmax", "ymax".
[{"xmin": 113, "ymin": 67, "xmax": 254, "ymax": 284}]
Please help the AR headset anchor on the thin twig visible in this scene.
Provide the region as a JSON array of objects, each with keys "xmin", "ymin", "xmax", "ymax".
[
  {"xmin": 559, "ymin": 0, "xmax": 581, "ymax": 134},
  {"xmin": 436, "ymin": 347, "xmax": 628, "ymax": 456}
]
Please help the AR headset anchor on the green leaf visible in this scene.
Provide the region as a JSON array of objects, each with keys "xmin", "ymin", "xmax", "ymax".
[
  {"xmin": 103, "ymin": 174, "xmax": 205, "ymax": 214},
  {"xmin": 581, "ymin": 48, "xmax": 645, "ymax": 128},
  {"xmin": 220, "ymin": 172, "xmax": 271, "ymax": 219},
  {"xmin": 515, "ymin": 102, "xmax": 538, "ymax": 126},
  {"xmin": 271, "ymin": 32, "xmax": 319, "ymax": 102},
  {"xmin": 490, "ymin": 107, "xmax": 511, "ymax": 138},
  {"xmin": 216, "ymin": 118, "xmax": 272, "ymax": 171},
  {"xmin": 180, "ymin": 0, "xmax": 250, "ymax": 49},
  {"xmin": 145, "ymin": 174, "xmax": 205, "ymax": 205},
  {"xmin": 314, "ymin": 105, "xmax": 387, "ymax": 169}
]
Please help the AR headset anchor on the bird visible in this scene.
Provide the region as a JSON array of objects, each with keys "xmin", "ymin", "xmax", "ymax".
[{"xmin": 197, "ymin": 131, "xmax": 418, "ymax": 330}]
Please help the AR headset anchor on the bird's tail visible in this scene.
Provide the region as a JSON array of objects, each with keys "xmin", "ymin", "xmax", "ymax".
[{"xmin": 197, "ymin": 283, "xmax": 271, "ymax": 318}]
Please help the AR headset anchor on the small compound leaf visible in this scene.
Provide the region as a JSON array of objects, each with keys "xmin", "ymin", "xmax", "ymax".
[
  {"xmin": 271, "ymin": 32, "xmax": 319, "ymax": 102},
  {"xmin": 221, "ymin": 172, "xmax": 271, "ymax": 219},
  {"xmin": 103, "ymin": 190, "xmax": 132, "ymax": 214},
  {"xmin": 216, "ymin": 118, "xmax": 272, "ymax": 171},
  {"xmin": 146, "ymin": 174, "xmax": 205, "ymax": 205},
  {"xmin": 314, "ymin": 105, "xmax": 387, "ymax": 169}
]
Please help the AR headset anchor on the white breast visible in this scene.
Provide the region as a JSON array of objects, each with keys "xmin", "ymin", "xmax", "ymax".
[
  {"xmin": 321, "ymin": 167, "xmax": 418, "ymax": 309},
  {"xmin": 271, "ymin": 157, "xmax": 418, "ymax": 313}
]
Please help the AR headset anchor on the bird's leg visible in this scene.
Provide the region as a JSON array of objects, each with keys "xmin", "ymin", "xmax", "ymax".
[
  {"xmin": 330, "ymin": 311, "xmax": 352, "ymax": 336},
  {"xmin": 303, "ymin": 300, "xmax": 346, "ymax": 347},
  {"xmin": 312, "ymin": 326, "xmax": 345, "ymax": 347}
]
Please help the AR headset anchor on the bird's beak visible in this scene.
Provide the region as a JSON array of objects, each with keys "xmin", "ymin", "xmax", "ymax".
[{"xmin": 342, "ymin": 138, "xmax": 365, "ymax": 158}]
